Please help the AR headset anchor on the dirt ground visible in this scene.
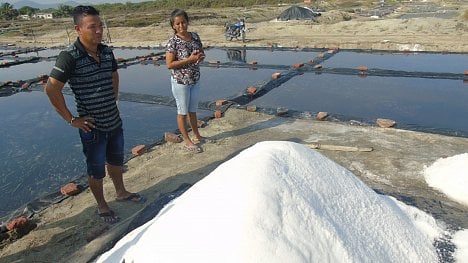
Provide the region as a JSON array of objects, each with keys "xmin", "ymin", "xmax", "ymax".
[
  {"xmin": 1, "ymin": 2, "xmax": 467, "ymax": 52},
  {"xmin": 1, "ymin": 1, "xmax": 468, "ymax": 262}
]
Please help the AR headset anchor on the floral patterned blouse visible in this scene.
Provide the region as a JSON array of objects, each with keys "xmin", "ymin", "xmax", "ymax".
[{"xmin": 166, "ymin": 32, "xmax": 203, "ymax": 85}]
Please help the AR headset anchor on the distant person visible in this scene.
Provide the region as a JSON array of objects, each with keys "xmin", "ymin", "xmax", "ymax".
[
  {"xmin": 165, "ymin": 9, "xmax": 207, "ymax": 153},
  {"xmin": 45, "ymin": 5, "xmax": 145, "ymax": 224}
]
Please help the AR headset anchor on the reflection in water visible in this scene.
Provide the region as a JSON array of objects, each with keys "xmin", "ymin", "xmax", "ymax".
[{"xmin": 226, "ymin": 48, "xmax": 247, "ymax": 62}]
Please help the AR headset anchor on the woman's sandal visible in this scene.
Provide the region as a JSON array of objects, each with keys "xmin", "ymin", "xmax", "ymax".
[
  {"xmin": 184, "ymin": 144, "xmax": 202, "ymax": 153},
  {"xmin": 193, "ymin": 137, "xmax": 215, "ymax": 144}
]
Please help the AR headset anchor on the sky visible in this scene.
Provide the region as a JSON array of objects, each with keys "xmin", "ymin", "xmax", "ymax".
[{"xmin": 97, "ymin": 141, "xmax": 468, "ymax": 262}]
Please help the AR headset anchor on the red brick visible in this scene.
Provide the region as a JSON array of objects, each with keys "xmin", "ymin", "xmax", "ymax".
[
  {"xmin": 316, "ymin": 112, "xmax": 328, "ymax": 120},
  {"xmin": 292, "ymin": 63, "xmax": 304, "ymax": 69},
  {"xmin": 376, "ymin": 118, "xmax": 396, "ymax": 128},
  {"xmin": 60, "ymin": 183, "xmax": 81, "ymax": 196},
  {"xmin": 131, "ymin": 145, "xmax": 146, "ymax": 156},
  {"xmin": 6, "ymin": 216, "xmax": 28, "ymax": 231},
  {"xmin": 247, "ymin": 86, "xmax": 257, "ymax": 95},
  {"xmin": 271, "ymin": 73, "xmax": 281, "ymax": 79},
  {"xmin": 215, "ymin": 100, "xmax": 227, "ymax": 106},
  {"xmin": 165, "ymin": 132, "xmax": 182, "ymax": 143}
]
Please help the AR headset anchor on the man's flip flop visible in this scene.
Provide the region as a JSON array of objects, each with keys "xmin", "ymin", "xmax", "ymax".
[
  {"xmin": 97, "ymin": 210, "xmax": 120, "ymax": 224},
  {"xmin": 116, "ymin": 193, "xmax": 146, "ymax": 204},
  {"xmin": 185, "ymin": 144, "xmax": 202, "ymax": 153}
]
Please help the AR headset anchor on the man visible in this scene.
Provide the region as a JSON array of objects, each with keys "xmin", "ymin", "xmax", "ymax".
[{"xmin": 45, "ymin": 5, "xmax": 145, "ymax": 224}]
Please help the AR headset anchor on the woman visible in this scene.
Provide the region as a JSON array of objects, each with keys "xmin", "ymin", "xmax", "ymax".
[{"xmin": 166, "ymin": 9, "xmax": 206, "ymax": 153}]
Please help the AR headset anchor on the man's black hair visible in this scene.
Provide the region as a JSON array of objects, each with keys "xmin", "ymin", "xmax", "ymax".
[{"xmin": 72, "ymin": 5, "xmax": 100, "ymax": 25}]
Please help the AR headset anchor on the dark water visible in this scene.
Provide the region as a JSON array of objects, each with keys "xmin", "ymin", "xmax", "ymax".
[
  {"xmin": 251, "ymin": 74, "xmax": 468, "ymax": 134},
  {"xmin": 323, "ymin": 51, "xmax": 466, "ymax": 74},
  {"xmin": 0, "ymin": 60, "xmax": 56, "ymax": 82},
  {"xmin": 0, "ymin": 90, "xmax": 211, "ymax": 219},
  {"xmin": 0, "ymin": 47, "xmax": 467, "ymax": 222}
]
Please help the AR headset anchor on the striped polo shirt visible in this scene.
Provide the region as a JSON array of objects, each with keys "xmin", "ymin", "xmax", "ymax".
[{"xmin": 50, "ymin": 38, "xmax": 122, "ymax": 131}]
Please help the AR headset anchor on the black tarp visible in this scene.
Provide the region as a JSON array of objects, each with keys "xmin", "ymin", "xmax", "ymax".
[{"xmin": 277, "ymin": 6, "xmax": 320, "ymax": 21}]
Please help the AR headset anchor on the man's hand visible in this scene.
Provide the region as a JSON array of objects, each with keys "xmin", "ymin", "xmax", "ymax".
[{"xmin": 71, "ymin": 116, "xmax": 95, "ymax": 132}]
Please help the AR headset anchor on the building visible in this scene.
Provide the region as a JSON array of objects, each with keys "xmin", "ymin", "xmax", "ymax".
[{"xmin": 32, "ymin": 13, "xmax": 53, "ymax": 19}]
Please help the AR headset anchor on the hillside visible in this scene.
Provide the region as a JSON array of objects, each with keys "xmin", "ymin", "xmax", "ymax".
[{"xmin": 0, "ymin": 1, "xmax": 467, "ymax": 52}]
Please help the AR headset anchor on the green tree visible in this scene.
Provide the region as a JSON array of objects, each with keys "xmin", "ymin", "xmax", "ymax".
[
  {"xmin": 0, "ymin": 2, "xmax": 19, "ymax": 20},
  {"xmin": 18, "ymin": 6, "xmax": 39, "ymax": 16},
  {"xmin": 53, "ymin": 4, "xmax": 73, "ymax": 18}
]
